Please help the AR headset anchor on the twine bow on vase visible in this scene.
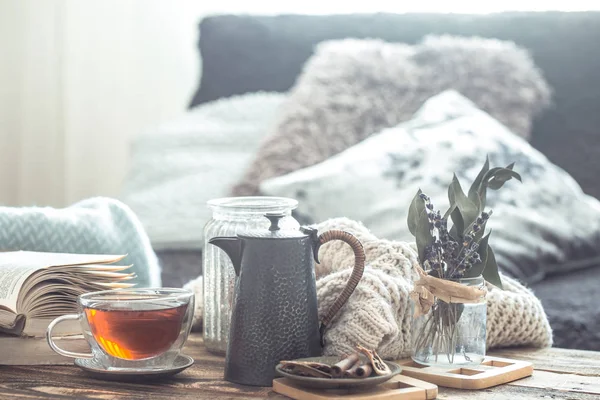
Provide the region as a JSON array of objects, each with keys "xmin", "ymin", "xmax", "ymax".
[{"xmin": 409, "ymin": 264, "xmax": 487, "ymax": 317}]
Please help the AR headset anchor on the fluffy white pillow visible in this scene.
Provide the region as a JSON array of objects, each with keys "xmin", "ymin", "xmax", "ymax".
[
  {"xmin": 261, "ymin": 90, "xmax": 600, "ymax": 283},
  {"xmin": 232, "ymin": 36, "xmax": 550, "ymax": 196},
  {"xmin": 121, "ymin": 92, "xmax": 287, "ymax": 250}
]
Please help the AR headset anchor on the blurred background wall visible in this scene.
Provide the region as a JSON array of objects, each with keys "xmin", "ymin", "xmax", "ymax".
[{"xmin": 0, "ymin": 0, "xmax": 596, "ymax": 207}]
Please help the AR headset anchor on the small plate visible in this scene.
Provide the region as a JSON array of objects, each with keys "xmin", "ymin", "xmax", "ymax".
[
  {"xmin": 275, "ymin": 356, "xmax": 401, "ymax": 389},
  {"xmin": 74, "ymin": 354, "xmax": 194, "ymax": 382}
]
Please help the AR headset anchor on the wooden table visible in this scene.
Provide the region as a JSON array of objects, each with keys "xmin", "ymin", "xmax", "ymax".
[{"xmin": 1, "ymin": 334, "xmax": 598, "ymax": 399}]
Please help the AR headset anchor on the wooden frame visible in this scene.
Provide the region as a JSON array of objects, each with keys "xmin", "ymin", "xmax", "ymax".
[
  {"xmin": 272, "ymin": 375, "xmax": 438, "ymax": 399},
  {"xmin": 396, "ymin": 356, "xmax": 533, "ymax": 389}
]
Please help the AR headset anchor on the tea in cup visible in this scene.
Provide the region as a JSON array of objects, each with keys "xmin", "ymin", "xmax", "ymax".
[{"xmin": 46, "ymin": 288, "xmax": 194, "ymax": 370}]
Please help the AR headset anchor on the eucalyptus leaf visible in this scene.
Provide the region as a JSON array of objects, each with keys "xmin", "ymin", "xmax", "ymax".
[
  {"xmin": 407, "ymin": 189, "xmax": 425, "ymax": 236},
  {"xmin": 487, "ymin": 168, "xmax": 522, "ymax": 190},
  {"xmin": 465, "ymin": 232, "xmax": 491, "ymax": 278},
  {"xmin": 468, "ymin": 156, "xmax": 489, "ymax": 208},
  {"xmin": 482, "ymin": 246, "xmax": 503, "ymax": 289},
  {"xmin": 448, "ymin": 176, "xmax": 462, "ymax": 237},
  {"xmin": 415, "ymin": 209, "xmax": 434, "ymax": 264},
  {"xmin": 443, "ymin": 203, "xmax": 456, "ymax": 220},
  {"xmin": 482, "ymin": 167, "xmax": 504, "ymax": 182},
  {"xmin": 449, "ymin": 174, "xmax": 480, "ymax": 233},
  {"xmin": 449, "ymin": 206, "xmax": 464, "ymax": 240}
]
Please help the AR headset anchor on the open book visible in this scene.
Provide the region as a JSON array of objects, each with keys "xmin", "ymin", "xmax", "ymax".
[{"xmin": 0, "ymin": 251, "xmax": 135, "ymax": 337}]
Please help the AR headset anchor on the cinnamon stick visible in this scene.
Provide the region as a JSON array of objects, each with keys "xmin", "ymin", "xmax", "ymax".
[
  {"xmin": 331, "ymin": 353, "xmax": 360, "ymax": 378},
  {"xmin": 355, "ymin": 364, "xmax": 373, "ymax": 378},
  {"xmin": 343, "ymin": 359, "xmax": 363, "ymax": 378},
  {"xmin": 281, "ymin": 363, "xmax": 332, "ymax": 378}
]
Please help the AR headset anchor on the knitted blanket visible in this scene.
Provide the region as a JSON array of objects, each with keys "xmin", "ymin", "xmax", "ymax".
[
  {"xmin": 314, "ymin": 218, "xmax": 552, "ymax": 358},
  {"xmin": 187, "ymin": 218, "xmax": 552, "ymax": 359},
  {"xmin": 0, "ymin": 197, "xmax": 161, "ymax": 287}
]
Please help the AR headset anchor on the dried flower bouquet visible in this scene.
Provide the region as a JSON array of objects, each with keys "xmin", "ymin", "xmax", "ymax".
[{"xmin": 408, "ymin": 157, "xmax": 521, "ymax": 365}]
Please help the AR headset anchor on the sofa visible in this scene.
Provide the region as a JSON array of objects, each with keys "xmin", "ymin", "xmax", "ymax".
[{"xmin": 123, "ymin": 11, "xmax": 600, "ymax": 351}]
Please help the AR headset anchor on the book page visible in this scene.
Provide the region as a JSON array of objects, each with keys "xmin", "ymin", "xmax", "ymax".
[
  {"xmin": 0, "ymin": 263, "xmax": 42, "ymax": 312},
  {"xmin": 0, "ymin": 252, "xmax": 126, "ymax": 312},
  {"xmin": 3, "ymin": 251, "xmax": 125, "ymax": 267},
  {"xmin": 70, "ymin": 264, "xmax": 132, "ymax": 272},
  {"xmin": 0, "ymin": 311, "xmax": 26, "ymax": 335}
]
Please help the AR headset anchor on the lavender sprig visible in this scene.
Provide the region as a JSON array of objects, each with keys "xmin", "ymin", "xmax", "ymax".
[
  {"xmin": 419, "ymin": 192, "xmax": 492, "ymax": 280},
  {"xmin": 408, "ymin": 158, "xmax": 520, "ymax": 289}
]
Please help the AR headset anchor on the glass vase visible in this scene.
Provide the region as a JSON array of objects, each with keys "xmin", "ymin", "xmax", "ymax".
[
  {"xmin": 202, "ymin": 196, "xmax": 299, "ymax": 355},
  {"xmin": 411, "ymin": 276, "xmax": 486, "ymax": 367}
]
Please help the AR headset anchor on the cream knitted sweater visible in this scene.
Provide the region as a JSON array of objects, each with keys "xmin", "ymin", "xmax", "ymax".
[{"xmin": 187, "ymin": 218, "xmax": 553, "ymax": 359}]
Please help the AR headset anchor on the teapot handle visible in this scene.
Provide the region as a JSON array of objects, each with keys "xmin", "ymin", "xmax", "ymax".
[{"xmin": 314, "ymin": 230, "xmax": 366, "ymax": 345}]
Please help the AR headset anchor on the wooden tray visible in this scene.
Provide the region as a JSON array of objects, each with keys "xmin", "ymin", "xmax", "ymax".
[
  {"xmin": 272, "ymin": 375, "xmax": 438, "ymax": 400},
  {"xmin": 397, "ymin": 356, "xmax": 533, "ymax": 389}
]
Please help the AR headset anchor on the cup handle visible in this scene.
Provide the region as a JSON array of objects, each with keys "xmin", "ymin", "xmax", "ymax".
[
  {"xmin": 312, "ymin": 229, "xmax": 366, "ymax": 344},
  {"xmin": 46, "ymin": 314, "xmax": 93, "ymax": 359}
]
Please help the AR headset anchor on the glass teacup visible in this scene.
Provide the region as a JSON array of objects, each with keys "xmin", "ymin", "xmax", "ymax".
[{"xmin": 46, "ymin": 288, "xmax": 194, "ymax": 370}]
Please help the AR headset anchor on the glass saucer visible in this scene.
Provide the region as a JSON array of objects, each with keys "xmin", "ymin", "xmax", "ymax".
[{"xmin": 74, "ymin": 354, "xmax": 194, "ymax": 382}]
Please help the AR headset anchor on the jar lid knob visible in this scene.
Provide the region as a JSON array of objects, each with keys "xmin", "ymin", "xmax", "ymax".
[{"xmin": 265, "ymin": 213, "xmax": 285, "ymax": 231}]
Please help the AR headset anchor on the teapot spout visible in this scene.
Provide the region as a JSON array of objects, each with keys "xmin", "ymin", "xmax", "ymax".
[{"xmin": 208, "ymin": 237, "xmax": 243, "ymax": 276}]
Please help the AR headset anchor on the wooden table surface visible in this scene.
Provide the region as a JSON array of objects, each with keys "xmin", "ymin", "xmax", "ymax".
[{"xmin": 1, "ymin": 334, "xmax": 598, "ymax": 399}]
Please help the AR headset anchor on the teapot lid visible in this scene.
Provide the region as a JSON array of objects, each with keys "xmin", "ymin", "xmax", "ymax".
[{"xmin": 238, "ymin": 213, "xmax": 308, "ymax": 240}]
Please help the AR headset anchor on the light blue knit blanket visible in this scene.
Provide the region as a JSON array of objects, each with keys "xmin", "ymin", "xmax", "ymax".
[{"xmin": 0, "ymin": 197, "xmax": 161, "ymax": 287}]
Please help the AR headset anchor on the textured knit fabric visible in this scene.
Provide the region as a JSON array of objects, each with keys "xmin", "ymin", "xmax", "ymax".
[
  {"xmin": 187, "ymin": 217, "xmax": 552, "ymax": 359},
  {"xmin": 314, "ymin": 218, "xmax": 553, "ymax": 359},
  {"xmin": 0, "ymin": 197, "xmax": 161, "ymax": 287},
  {"xmin": 231, "ymin": 35, "xmax": 551, "ymax": 196}
]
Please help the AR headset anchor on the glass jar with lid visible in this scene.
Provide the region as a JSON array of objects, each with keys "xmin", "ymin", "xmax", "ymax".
[{"xmin": 203, "ymin": 197, "xmax": 299, "ymax": 354}]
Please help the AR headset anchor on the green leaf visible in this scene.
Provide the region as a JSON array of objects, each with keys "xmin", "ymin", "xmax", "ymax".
[
  {"xmin": 487, "ymin": 168, "xmax": 522, "ymax": 190},
  {"xmin": 407, "ymin": 189, "xmax": 425, "ymax": 236},
  {"xmin": 464, "ymin": 232, "xmax": 491, "ymax": 278},
  {"xmin": 415, "ymin": 209, "xmax": 434, "ymax": 265},
  {"xmin": 468, "ymin": 156, "xmax": 489, "ymax": 208},
  {"xmin": 479, "ymin": 166, "xmax": 503, "ymax": 205},
  {"xmin": 443, "ymin": 203, "xmax": 456, "ymax": 220},
  {"xmin": 482, "ymin": 246, "xmax": 503, "ymax": 289},
  {"xmin": 481, "ymin": 167, "xmax": 504, "ymax": 183},
  {"xmin": 448, "ymin": 174, "xmax": 480, "ymax": 234},
  {"xmin": 473, "ymin": 218, "xmax": 488, "ymax": 242},
  {"xmin": 449, "ymin": 206, "xmax": 464, "ymax": 240}
]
